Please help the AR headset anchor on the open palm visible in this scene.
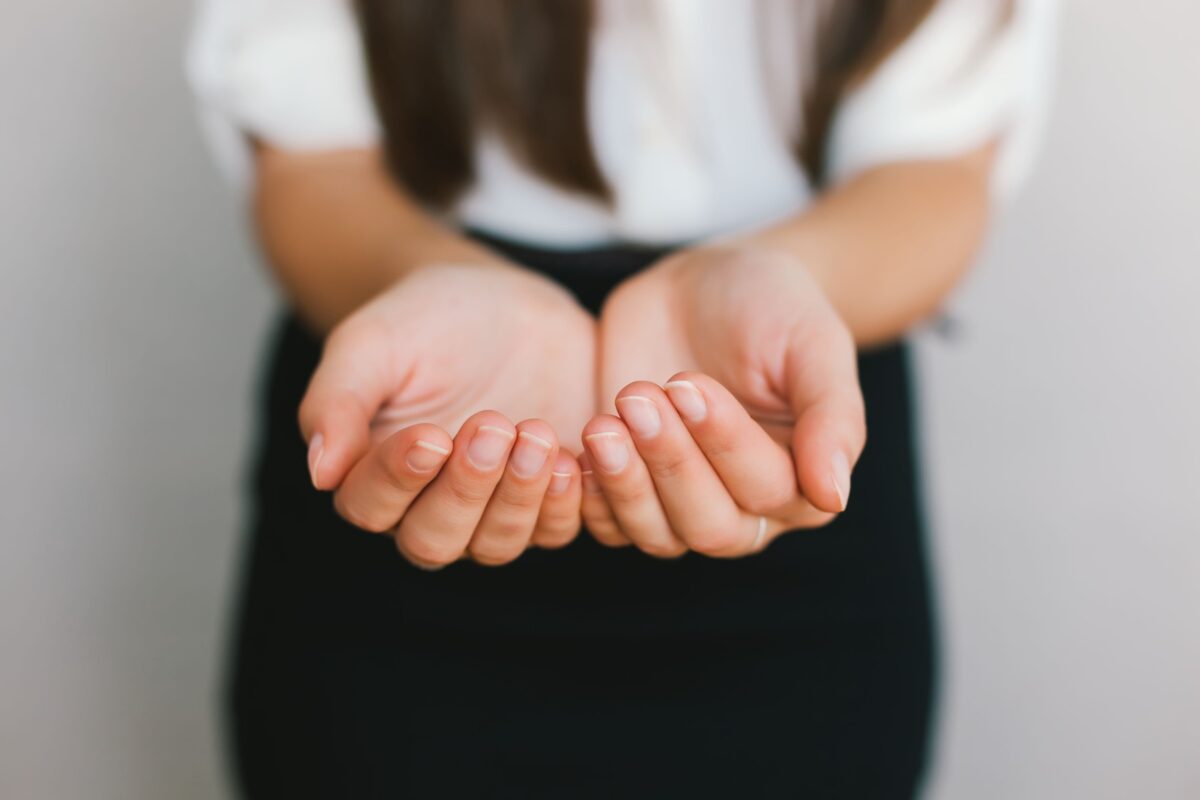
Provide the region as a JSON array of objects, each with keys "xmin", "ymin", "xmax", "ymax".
[
  {"xmin": 582, "ymin": 245, "xmax": 866, "ymax": 556},
  {"xmin": 301, "ymin": 247, "xmax": 865, "ymax": 566}
]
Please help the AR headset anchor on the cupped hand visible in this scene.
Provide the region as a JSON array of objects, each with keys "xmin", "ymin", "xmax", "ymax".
[
  {"xmin": 585, "ymin": 244, "xmax": 866, "ymax": 556},
  {"xmin": 300, "ymin": 261, "xmax": 595, "ymax": 567}
]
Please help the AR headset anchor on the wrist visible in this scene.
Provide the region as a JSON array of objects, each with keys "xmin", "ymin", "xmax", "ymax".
[
  {"xmin": 725, "ymin": 224, "xmax": 844, "ymax": 310},
  {"xmin": 662, "ymin": 233, "xmax": 852, "ymax": 349},
  {"xmin": 389, "ymin": 247, "xmax": 587, "ymax": 323},
  {"xmin": 677, "ymin": 233, "xmax": 829, "ymax": 297}
]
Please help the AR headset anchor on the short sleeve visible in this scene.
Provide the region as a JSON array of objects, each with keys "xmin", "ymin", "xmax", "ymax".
[
  {"xmin": 824, "ymin": 0, "xmax": 1057, "ymax": 201},
  {"xmin": 185, "ymin": 0, "xmax": 381, "ymax": 188}
]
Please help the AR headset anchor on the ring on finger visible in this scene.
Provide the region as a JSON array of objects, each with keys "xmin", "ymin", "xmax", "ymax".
[{"xmin": 753, "ymin": 515, "xmax": 767, "ymax": 551}]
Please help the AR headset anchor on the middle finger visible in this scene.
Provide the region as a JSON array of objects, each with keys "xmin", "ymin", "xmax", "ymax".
[
  {"xmin": 396, "ymin": 411, "xmax": 516, "ymax": 568},
  {"xmin": 614, "ymin": 382, "xmax": 754, "ymax": 557}
]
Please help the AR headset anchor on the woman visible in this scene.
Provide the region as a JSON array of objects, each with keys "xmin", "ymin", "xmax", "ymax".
[{"xmin": 189, "ymin": 0, "xmax": 1051, "ymax": 796}]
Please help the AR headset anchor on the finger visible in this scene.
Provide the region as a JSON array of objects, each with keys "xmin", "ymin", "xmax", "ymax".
[
  {"xmin": 614, "ymin": 382, "xmax": 751, "ymax": 556},
  {"xmin": 744, "ymin": 508, "xmax": 838, "ymax": 554},
  {"xmin": 662, "ymin": 372, "xmax": 799, "ymax": 515},
  {"xmin": 578, "ymin": 451, "xmax": 631, "ymax": 549},
  {"xmin": 468, "ymin": 420, "xmax": 558, "ymax": 565},
  {"xmin": 531, "ymin": 450, "xmax": 584, "ymax": 550},
  {"xmin": 582, "ymin": 416, "xmax": 687, "ymax": 558},
  {"xmin": 332, "ymin": 423, "xmax": 453, "ymax": 533},
  {"xmin": 395, "ymin": 412, "xmax": 516, "ymax": 568},
  {"xmin": 782, "ymin": 321, "xmax": 866, "ymax": 513},
  {"xmin": 298, "ymin": 322, "xmax": 395, "ymax": 490}
]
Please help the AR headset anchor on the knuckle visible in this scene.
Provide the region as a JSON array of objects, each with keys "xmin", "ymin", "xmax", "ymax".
[
  {"xmin": 685, "ymin": 523, "xmax": 744, "ymax": 557},
  {"xmin": 400, "ymin": 533, "xmax": 459, "ymax": 567},
  {"xmin": 494, "ymin": 482, "xmax": 543, "ymax": 513},
  {"xmin": 479, "ymin": 514, "xmax": 531, "ymax": 543},
  {"xmin": 591, "ymin": 532, "xmax": 628, "ymax": 548},
  {"xmin": 532, "ymin": 536, "xmax": 574, "ymax": 551},
  {"xmin": 334, "ymin": 495, "xmax": 390, "ymax": 534},
  {"xmin": 582, "ymin": 514, "xmax": 621, "ymax": 545},
  {"xmin": 604, "ymin": 480, "xmax": 651, "ymax": 506},
  {"xmin": 537, "ymin": 506, "xmax": 580, "ymax": 532},
  {"xmin": 739, "ymin": 482, "xmax": 795, "ymax": 516},
  {"xmin": 468, "ymin": 545, "xmax": 522, "ymax": 566},
  {"xmin": 639, "ymin": 540, "xmax": 687, "ymax": 559},
  {"xmin": 445, "ymin": 475, "xmax": 494, "ymax": 507},
  {"xmin": 699, "ymin": 426, "xmax": 740, "ymax": 458},
  {"xmin": 532, "ymin": 523, "xmax": 580, "ymax": 549},
  {"xmin": 647, "ymin": 448, "xmax": 692, "ymax": 481}
]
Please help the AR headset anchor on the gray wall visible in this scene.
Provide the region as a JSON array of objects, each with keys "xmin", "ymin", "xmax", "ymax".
[
  {"xmin": 1, "ymin": 2, "xmax": 1196, "ymax": 798},
  {"xmin": 921, "ymin": 4, "xmax": 1200, "ymax": 797}
]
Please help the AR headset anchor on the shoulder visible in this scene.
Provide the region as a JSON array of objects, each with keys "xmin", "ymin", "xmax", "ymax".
[
  {"xmin": 826, "ymin": 0, "xmax": 1059, "ymax": 200},
  {"xmin": 186, "ymin": 0, "xmax": 380, "ymax": 185}
]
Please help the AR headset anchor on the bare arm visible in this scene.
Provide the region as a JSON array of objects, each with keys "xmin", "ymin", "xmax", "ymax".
[
  {"xmin": 253, "ymin": 143, "xmax": 598, "ymax": 566},
  {"xmin": 747, "ymin": 142, "xmax": 998, "ymax": 346},
  {"xmin": 251, "ymin": 143, "xmax": 501, "ymax": 332}
]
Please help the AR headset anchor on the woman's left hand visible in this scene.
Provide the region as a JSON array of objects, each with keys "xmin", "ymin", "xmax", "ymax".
[{"xmin": 583, "ymin": 244, "xmax": 866, "ymax": 557}]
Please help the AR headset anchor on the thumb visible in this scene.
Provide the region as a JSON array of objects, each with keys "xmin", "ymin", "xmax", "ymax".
[
  {"xmin": 784, "ymin": 319, "xmax": 866, "ymax": 514},
  {"xmin": 298, "ymin": 324, "xmax": 395, "ymax": 490}
]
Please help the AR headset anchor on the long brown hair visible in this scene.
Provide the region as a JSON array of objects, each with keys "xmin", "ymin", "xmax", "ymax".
[{"xmin": 355, "ymin": 0, "xmax": 940, "ymax": 207}]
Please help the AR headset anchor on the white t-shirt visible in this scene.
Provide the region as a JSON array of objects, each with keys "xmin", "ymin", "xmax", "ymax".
[{"xmin": 187, "ymin": 0, "xmax": 1055, "ymax": 248}]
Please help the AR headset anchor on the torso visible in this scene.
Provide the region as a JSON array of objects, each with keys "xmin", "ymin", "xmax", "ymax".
[{"xmin": 451, "ymin": 0, "xmax": 831, "ymax": 246}]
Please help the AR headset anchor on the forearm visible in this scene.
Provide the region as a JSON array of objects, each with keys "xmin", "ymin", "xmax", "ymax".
[
  {"xmin": 252, "ymin": 144, "xmax": 501, "ymax": 332},
  {"xmin": 746, "ymin": 144, "xmax": 996, "ymax": 346}
]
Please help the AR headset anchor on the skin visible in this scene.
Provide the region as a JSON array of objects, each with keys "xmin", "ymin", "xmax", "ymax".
[
  {"xmin": 585, "ymin": 144, "xmax": 997, "ymax": 555},
  {"xmin": 254, "ymin": 139, "xmax": 995, "ymax": 568},
  {"xmin": 306, "ymin": 272, "xmax": 593, "ymax": 562},
  {"xmin": 587, "ymin": 250, "xmax": 857, "ymax": 555}
]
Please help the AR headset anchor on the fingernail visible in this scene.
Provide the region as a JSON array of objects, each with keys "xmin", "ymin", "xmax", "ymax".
[
  {"xmin": 580, "ymin": 469, "xmax": 601, "ymax": 494},
  {"xmin": 467, "ymin": 425, "xmax": 515, "ymax": 470},
  {"xmin": 664, "ymin": 380, "xmax": 707, "ymax": 422},
  {"xmin": 307, "ymin": 433, "xmax": 324, "ymax": 489},
  {"xmin": 510, "ymin": 431, "xmax": 552, "ymax": 478},
  {"xmin": 585, "ymin": 432, "xmax": 629, "ymax": 474},
  {"xmin": 831, "ymin": 451, "xmax": 851, "ymax": 511},
  {"xmin": 616, "ymin": 396, "xmax": 662, "ymax": 438},
  {"xmin": 548, "ymin": 471, "xmax": 573, "ymax": 495},
  {"xmin": 406, "ymin": 440, "xmax": 450, "ymax": 473}
]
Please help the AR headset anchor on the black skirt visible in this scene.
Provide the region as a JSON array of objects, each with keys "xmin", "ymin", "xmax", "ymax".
[{"xmin": 228, "ymin": 233, "xmax": 937, "ymax": 799}]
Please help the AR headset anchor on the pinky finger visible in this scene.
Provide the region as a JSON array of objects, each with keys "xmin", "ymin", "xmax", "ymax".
[
  {"xmin": 578, "ymin": 452, "xmax": 631, "ymax": 548},
  {"xmin": 530, "ymin": 451, "xmax": 583, "ymax": 549}
]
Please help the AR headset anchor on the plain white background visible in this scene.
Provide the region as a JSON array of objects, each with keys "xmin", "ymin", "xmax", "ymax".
[{"xmin": 1, "ymin": 1, "xmax": 1196, "ymax": 797}]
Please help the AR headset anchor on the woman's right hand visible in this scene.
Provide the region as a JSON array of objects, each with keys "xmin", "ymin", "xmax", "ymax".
[{"xmin": 299, "ymin": 260, "xmax": 596, "ymax": 568}]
